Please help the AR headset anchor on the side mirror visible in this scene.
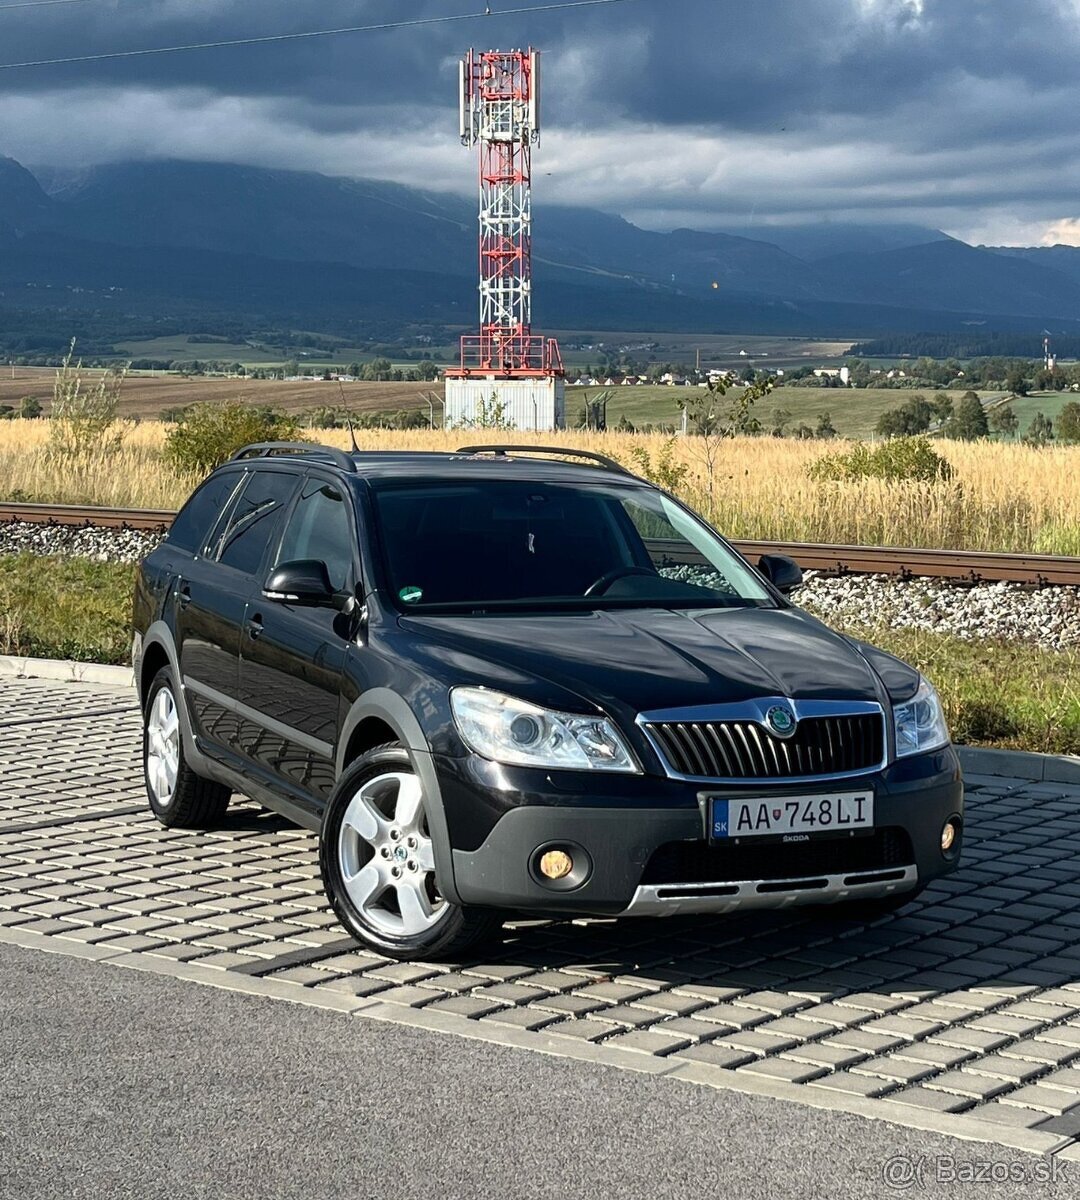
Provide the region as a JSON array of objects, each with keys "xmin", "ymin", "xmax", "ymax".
[
  {"xmin": 758, "ymin": 553, "xmax": 803, "ymax": 595},
  {"xmin": 263, "ymin": 559, "xmax": 335, "ymax": 607}
]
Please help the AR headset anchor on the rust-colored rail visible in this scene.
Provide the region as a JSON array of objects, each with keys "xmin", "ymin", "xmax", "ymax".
[
  {"xmin": 2, "ymin": 501, "xmax": 1079, "ymax": 587},
  {"xmin": 0, "ymin": 501, "xmax": 175, "ymax": 532},
  {"xmin": 732, "ymin": 540, "xmax": 1080, "ymax": 588}
]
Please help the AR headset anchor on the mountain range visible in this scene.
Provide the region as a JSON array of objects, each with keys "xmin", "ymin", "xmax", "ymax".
[{"xmin": 3, "ymin": 155, "xmax": 1080, "ymax": 339}]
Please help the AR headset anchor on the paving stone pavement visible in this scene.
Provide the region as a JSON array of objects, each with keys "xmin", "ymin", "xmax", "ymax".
[{"xmin": 5, "ymin": 677, "xmax": 1080, "ymax": 1157}]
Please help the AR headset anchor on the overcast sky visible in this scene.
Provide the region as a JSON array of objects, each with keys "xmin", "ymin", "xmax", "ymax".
[{"xmin": 1, "ymin": 0, "xmax": 1079, "ymax": 245}]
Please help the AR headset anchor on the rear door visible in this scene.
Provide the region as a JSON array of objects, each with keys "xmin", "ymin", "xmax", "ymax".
[
  {"xmin": 237, "ymin": 472, "xmax": 359, "ymax": 814},
  {"xmin": 176, "ymin": 466, "xmax": 300, "ymax": 761}
]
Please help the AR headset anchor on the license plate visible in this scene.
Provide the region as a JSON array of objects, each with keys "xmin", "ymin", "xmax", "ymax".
[{"xmin": 710, "ymin": 791, "xmax": 873, "ymax": 841}]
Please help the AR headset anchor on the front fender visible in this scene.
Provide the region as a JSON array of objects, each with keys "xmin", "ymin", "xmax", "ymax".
[{"xmin": 336, "ymin": 688, "xmax": 461, "ymax": 906}]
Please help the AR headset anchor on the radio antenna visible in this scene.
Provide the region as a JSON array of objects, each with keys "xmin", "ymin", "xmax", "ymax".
[{"xmin": 338, "ymin": 379, "xmax": 360, "ymax": 452}]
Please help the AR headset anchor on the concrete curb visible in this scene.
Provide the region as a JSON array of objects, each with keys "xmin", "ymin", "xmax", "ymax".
[
  {"xmin": 957, "ymin": 746, "xmax": 1080, "ymax": 786},
  {"xmin": 2, "ymin": 655, "xmax": 1077, "ymax": 784},
  {"xmin": 0, "ymin": 926, "xmax": 1069, "ymax": 1160},
  {"xmin": 0, "ymin": 654, "xmax": 134, "ymax": 688}
]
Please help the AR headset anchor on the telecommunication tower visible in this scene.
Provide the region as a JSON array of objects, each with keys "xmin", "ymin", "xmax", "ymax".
[{"xmin": 444, "ymin": 48, "xmax": 566, "ymax": 430}]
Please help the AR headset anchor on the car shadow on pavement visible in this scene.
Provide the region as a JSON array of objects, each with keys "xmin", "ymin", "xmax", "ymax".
[{"xmin": 473, "ymin": 775, "xmax": 1080, "ymax": 996}]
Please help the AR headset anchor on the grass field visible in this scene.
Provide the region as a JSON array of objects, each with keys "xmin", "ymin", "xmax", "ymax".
[
  {"xmin": 985, "ymin": 390, "xmax": 1080, "ymax": 430},
  {"xmin": 551, "ymin": 331, "xmax": 856, "ymax": 371},
  {"xmin": 568, "ymin": 385, "xmax": 1012, "ymax": 438},
  {"xmin": 2, "ymin": 420, "xmax": 1078, "ymax": 554}
]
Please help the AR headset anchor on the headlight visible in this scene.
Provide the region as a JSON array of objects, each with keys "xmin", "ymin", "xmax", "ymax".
[
  {"xmin": 893, "ymin": 676, "xmax": 950, "ymax": 758},
  {"xmin": 450, "ymin": 687, "xmax": 638, "ymax": 772}
]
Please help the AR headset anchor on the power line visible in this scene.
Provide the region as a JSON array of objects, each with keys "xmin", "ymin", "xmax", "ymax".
[
  {"xmin": 0, "ymin": 0, "xmax": 97, "ymax": 9},
  {"xmin": 0, "ymin": 0, "xmax": 644, "ymax": 70}
]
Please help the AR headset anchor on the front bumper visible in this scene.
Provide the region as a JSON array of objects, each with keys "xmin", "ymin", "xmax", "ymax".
[{"xmin": 438, "ymin": 746, "xmax": 963, "ymax": 917}]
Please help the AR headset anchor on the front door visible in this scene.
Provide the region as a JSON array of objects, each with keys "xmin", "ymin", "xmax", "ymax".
[
  {"xmin": 237, "ymin": 472, "xmax": 359, "ymax": 814},
  {"xmin": 177, "ymin": 466, "xmax": 300, "ymax": 761}
]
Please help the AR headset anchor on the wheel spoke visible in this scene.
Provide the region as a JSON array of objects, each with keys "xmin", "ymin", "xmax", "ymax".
[
  {"xmin": 342, "ymin": 791, "xmax": 389, "ymax": 845},
  {"xmin": 414, "ymin": 839, "xmax": 436, "ymax": 872},
  {"xmin": 343, "ymin": 863, "xmax": 383, "ymax": 912},
  {"xmin": 395, "ymin": 879, "xmax": 434, "ymax": 935},
  {"xmin": 163, "ymin": 705, "xmax": 179, "ymax": 741},
  {"xmin": 393, "ymin": 773, "xmax": 424, "ymax": 829}
]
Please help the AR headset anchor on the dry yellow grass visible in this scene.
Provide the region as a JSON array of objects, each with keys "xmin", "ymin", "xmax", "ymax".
[{"xmin": 1, "ymin": 420, "xmax": 1078, "ymax": 553}]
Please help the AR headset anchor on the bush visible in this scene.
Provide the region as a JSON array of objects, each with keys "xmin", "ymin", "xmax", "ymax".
[
  {"xmin": 627, "ymin": 437, "xmax": 690, "ymax": 492},
  {"xmin": 163, "ymin": 401, "xmax": 307, "ymax": 475},
  {"xmin": 807, "ymin": 436, "xmax": 953, "ymax": 483},
  {"xmin": 48, "ymin": 340, "xmax": 127, "ymax": 458}
]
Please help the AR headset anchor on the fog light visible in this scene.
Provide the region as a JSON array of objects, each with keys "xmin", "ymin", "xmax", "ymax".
[
  {"xmin": 539, "ymin": 850, "xmax": 573, "ymax": 880},
  {"xmin": 941, "ymin": 821, "xmax": 957, "ymax": 853}
]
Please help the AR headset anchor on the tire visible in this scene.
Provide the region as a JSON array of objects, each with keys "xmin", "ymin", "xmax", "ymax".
[
  {"xmin": 143, "ymin": 666, "xmax": 231, "ymax": 829},
  {"xmin": 320, "ymin": 743, "xmax": 501, "ymax": 960}
]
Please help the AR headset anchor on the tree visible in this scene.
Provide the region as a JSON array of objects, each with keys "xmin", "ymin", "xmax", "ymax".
[
  {"xmin": 988, "ymin": 403, "xmax": 1019, "ymax": 439},
  {"xmin": 815, "ymin": 411, "xmax": 838, "ymax": 439},
  {"xmin": 361, "ymin": 358, "xmax": 393, "ymax": 381},
  {"xmin": 1056, "ymin": 401, "xmax": 1080, "ymax": 444},
  {"xmin": 681, "ymin": 375, "xmax": 772, "ymax": 502},
  {"xmin": 769, "ymin": 407, "xmax": 792, "ymax": 437},
  {"xmin": 1005, "ymin": 365, "xmax": 1030, "ymax": 396},
  {"xmin": 930, "ymin": 391, "xmax": 954, "ymax": 423},
  {"xmin": 416, "ymin": 359, "xmax": 439, "ymax": 381},
  {"xmin": 875, "ymin": 395, "xmax": 932, "ymax": 437},
  {"xmin": 16, "ymin": 395, "xmax": 41, "ymax": 418},
  {"xmin": 1024, "ymin": 411, "xmax": 1054, "ymax": 446},
  {"xmin": 944, "ymin": 393, "xmax": 989, "ymax": 440}
]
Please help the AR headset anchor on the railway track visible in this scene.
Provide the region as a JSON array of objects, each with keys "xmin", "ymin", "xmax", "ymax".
[{"xmin": 2, "ymin": 500, "xmax": 1079, "ymax": 588}]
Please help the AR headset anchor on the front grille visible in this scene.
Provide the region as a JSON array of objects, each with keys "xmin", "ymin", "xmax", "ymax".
[
  {"xmin": 646, "ymin": 712, "xmax": 884, "ymax": 779},
  {"xmin": 641, "ymin": 827, "xmax": 913, "ymax": 885}
]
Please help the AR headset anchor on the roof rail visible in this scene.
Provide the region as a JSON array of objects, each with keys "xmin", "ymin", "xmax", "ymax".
[
  {"xmin": 455, "ymin": 444, "xmax": 632, "ymax": 476},
  {"xmin": 230, "ymin": 442, "xmax": 357, "ymax": 473}
]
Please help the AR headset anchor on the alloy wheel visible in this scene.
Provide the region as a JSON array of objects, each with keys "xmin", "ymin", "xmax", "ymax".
[
  {"xmin": 337, "ymin": 771, "xmax": 446, "ymax": 938},
  {"xmin": 146, "ymin": 684, "xmax": 180, "ymax": 806}
]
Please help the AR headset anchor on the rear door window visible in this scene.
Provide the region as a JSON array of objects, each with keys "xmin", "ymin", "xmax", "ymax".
[{"xmin": 217, "ymin": 470, "xmax": 299, "ymax": 577}]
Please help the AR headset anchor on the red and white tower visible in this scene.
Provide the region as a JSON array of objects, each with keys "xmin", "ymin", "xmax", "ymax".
[{"xmin": 444, "ymin": 48, "xmax": 565, "ymax": 430}]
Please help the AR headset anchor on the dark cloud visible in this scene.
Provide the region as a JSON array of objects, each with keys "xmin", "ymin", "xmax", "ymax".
[{"xmin": 1, "ymin": 0, "xmax": 1079, "ymax": 242}]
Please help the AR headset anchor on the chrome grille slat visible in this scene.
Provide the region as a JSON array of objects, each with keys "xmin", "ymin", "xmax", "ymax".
[{"xmin": 646, "ymin": 712, "xmax": 885, "ymax": 781}]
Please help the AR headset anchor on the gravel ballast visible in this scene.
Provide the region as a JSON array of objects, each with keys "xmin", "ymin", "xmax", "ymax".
[
  {"xmin": 0, "ymin": 520, "xmax": 163, "ymax": 564},
  {"xmin": 3, "ymin": 519, "xmax": 1078, "ymax": 650},
  {"xmin": 797, "ymin": 571, "xmax": 1080, "ymax": 651}
]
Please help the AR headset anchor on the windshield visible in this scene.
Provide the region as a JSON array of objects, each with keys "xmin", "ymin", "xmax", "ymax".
[{"xmin": 370, "ymin": 479, "xmax": 774, "ymax": 612}]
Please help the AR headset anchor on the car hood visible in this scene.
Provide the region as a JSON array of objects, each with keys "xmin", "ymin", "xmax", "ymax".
[{"xmin": 399, "ymin": 605, "xmax": 904, "ymax": 721}]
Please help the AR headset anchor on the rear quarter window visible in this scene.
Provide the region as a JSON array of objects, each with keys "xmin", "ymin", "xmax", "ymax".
[{"xmin": 166, "ymin": 471, "xmax": 243, "ymax": 554}]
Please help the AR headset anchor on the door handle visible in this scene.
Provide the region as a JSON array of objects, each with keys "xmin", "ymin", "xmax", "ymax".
[
  {"xmin": 178, "ymin": 583, "xmax": 192, "ymax": 610},
  {"xmin": 246, "ymin": 613, "xmax": 264, "ymax": 640}
]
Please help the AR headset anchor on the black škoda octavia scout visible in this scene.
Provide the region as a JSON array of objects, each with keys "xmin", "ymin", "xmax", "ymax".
[{"xmin": 133, "ymin": 442, "xmax": 963, "ymax": 958}]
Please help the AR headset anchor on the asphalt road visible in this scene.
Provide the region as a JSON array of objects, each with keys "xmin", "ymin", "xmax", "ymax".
[{"xmin": 1, "ymin": 943, "xmax": 1072, "ymax": 1200}]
